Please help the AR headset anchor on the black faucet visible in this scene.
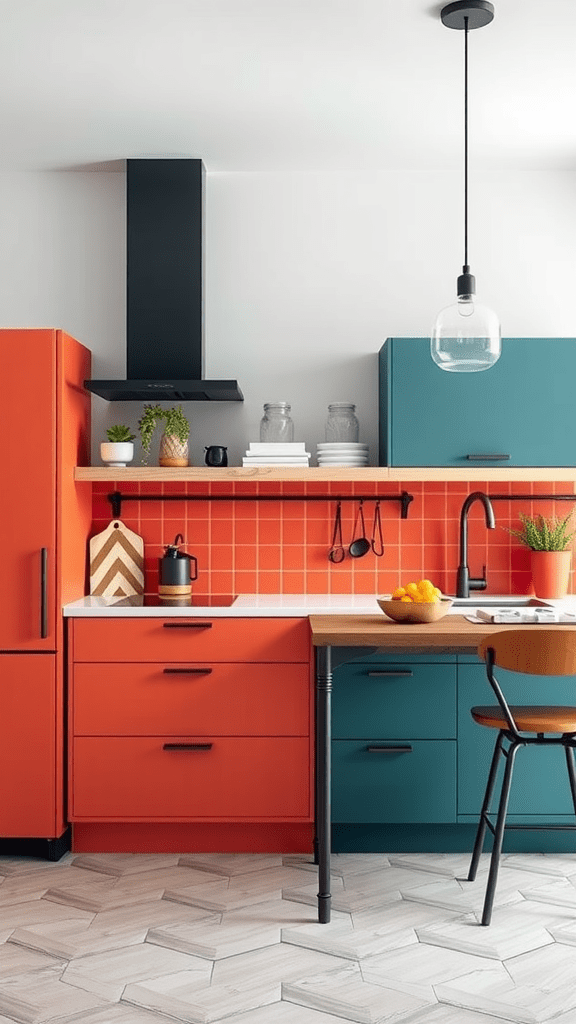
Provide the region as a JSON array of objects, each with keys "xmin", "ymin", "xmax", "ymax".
[{"xmin": 456, "ymin": 491, "xmax": 496, "ymax": 598}]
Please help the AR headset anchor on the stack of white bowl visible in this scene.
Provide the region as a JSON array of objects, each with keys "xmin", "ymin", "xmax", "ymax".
[{"xmin": 316, "ymin": 442, "xmax": 369, "ymax": 466}]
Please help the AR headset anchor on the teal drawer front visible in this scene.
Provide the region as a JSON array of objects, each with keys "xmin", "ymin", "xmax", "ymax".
[
  {"xmin": 380, "ymin": 337, "xmax": 576, "ymax": 467},
  {"xmin": 458, "ymin": 664, "xmax": 576, "ymax": 817},
  {"xmin": 333, "ymin": 661, "xmax": 456, "ymax": 739},
  {"xmin": 332, "ymin": 739, "xmax": 457, "ymax": 823}
]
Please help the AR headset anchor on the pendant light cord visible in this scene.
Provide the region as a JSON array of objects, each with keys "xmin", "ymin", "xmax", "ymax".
[{"xmin": 463, "ymin": 15, "xmax": 469, "ymax": 272}]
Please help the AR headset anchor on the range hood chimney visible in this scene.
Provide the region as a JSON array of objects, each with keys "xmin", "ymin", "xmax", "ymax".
[{"xmin": 85, "ymin": 158, "xmax": 244, "ymax": 402}]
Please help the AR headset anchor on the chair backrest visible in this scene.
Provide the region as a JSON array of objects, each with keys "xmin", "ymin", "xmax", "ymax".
[{"xmin": 478, "ymin": 629, "xmax": 576, "ymax": 677}]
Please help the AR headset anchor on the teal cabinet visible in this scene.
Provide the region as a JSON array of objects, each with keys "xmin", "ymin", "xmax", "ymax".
[
  {"xmin": 332, "ymin": 659, "xmax": 456, "ymax": 740},
  {"xmin": 379, "ymin": 337, "xmax": 576, "ymax": 467},
  {"xmin": 332, "ymin": 740, "xmax": 456, "ymax": 823},
  {"xmin": 458, "ymin": 661, "xmax": 576, "ymax": 820},
  {"xmin": 331, "ymin": 656, "xmax": 457, "ymax": 823}
]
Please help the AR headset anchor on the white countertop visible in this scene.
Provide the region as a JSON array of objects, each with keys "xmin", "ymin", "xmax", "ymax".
[
  {"xmin": 63, "ymin": 594, "xmax": 383, "ymax": 617},
  {"xmin": 63, "ymin": 593, "xmax": 576, "ymax": 619}
]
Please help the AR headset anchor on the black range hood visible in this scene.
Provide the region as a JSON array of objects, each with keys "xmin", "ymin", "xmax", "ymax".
[{"xmin": 85, "ymin": 159, "xmax": 243, "ymax": 402}]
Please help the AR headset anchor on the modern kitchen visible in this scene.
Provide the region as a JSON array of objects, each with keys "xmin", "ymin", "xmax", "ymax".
[{"xmin": 2, "ymin": 2, "xmax": 576, "ymax": 1022}]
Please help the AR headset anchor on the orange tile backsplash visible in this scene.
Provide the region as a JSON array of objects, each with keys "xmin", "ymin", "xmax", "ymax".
[{"xmin": 91, "ymin": 480, "xmax": 576, "ymax": 597}]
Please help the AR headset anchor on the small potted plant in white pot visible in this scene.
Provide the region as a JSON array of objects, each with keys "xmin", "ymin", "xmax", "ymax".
[
  {"xmin": 138, "ymin": 404, "xmax": 190, "ymax": 466},
  {"xmin": 508, "ymin": 510, "xmax": 576, "ymax": 599},
  {"xmin": 100, "ymin": 424, "xmax": 136, "ymax": 467}
]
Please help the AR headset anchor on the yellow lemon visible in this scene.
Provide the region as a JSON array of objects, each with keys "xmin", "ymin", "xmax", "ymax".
[
  {"xmin": 400, "ymin": 595, "xmax": 412, "ymax": 602},
  {"xmin": 405, "ymin": 582, "xmax": 420, "ymax": 598},
  {"xmin": 391, "ymin": 587, "xmax": 406, "ymax": 600},
  {"xmin": 417, "ymin": 580, "xmax": 437, "ymax": 602}
]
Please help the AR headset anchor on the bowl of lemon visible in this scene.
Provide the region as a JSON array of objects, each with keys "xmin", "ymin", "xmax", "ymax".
[{"xmin": 377, "ymin": 580, "xmax": 453, "ymax": 623}]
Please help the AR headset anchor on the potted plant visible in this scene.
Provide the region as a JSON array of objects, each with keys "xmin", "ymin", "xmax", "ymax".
[
  {"xmin": 507, "ymin": 510, "xmax": 576, "ymax": 599},
  {"xmin": 100, "ymin": 424, "xmax": 136, "ymax": 467},
  {"xmin": 137, "ymin": 404, "xmax": 190, "ymax": 467}
]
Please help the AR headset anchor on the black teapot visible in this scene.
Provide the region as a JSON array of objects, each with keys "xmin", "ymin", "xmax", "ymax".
[{"xmin": 205, "ymin": 445, "xmax": 228, "ymax": 467}]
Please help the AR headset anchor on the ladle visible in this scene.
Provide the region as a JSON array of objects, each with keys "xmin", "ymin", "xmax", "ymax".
[
  {"xmin": 328, "ymin": 501, "xmax": 345, "ymax": 563},
  {"xmin": 349, "ymin": 499, "xmax": 371, "ymax": 558},
  {"xmin": 371, "ymin": 500, "xmax": 384, "ymax": 556}
]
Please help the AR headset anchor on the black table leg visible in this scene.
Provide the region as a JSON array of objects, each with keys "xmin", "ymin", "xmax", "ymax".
[{"xmin": 315, "ymin": 644, "xmax": 332, "ymax": 923}]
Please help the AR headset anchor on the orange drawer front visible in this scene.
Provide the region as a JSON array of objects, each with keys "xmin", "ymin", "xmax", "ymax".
[
  {"xmin": 72, "ymin": 737, "xmax": 310, "ymax": 819},
  {"xmin": 73, "ymin": 662, "xmax": 310, "ymax": 736},
  {"xmin": 72, "ymin": 617, "xmax": 310, "ymax": 664}
]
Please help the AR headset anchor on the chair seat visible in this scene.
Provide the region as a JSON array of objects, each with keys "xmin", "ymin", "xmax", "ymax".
[{"xmin": 471, "ymin": 705, "xmax": 576, "ymax": 733}]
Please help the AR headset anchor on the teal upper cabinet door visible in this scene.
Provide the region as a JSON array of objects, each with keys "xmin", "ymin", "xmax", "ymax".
[{"xmin": 379, "ymin": 338, "xmax": 576, "ymax": 467}]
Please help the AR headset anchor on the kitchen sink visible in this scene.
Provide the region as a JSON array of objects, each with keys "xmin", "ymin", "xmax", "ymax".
[{"xmin": 448, "ymin": 596, "xmax": 540, "ymax": 607}]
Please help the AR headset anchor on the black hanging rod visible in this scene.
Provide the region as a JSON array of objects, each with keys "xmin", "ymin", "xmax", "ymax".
[
  {"xmin": 107, "ymin": 490, "xmax": 414, "ymax": 520},
  {"xmin": 487, "ymin": 494, "xmax": 576, "ymax": 502}
]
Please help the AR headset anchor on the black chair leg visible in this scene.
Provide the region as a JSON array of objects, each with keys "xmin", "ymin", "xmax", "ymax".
[
  {"xmin": 468, "ymin": 730, "xmax": 505, "ymax": 882},
  {"xmin": 481, "ymin": 740, "xmax": 520, "ymax": 927},
  {"xmin": 564, "ymin": 741, "xmax": 576, "ymax": 816}
]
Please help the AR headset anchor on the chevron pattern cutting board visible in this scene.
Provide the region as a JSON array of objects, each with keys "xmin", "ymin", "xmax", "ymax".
[{"xmin": 89, "ymin": 519, "xmax": 145, "ymax": 597}]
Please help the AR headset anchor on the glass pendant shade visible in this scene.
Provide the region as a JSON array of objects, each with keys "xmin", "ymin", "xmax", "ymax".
[{"xmin": 431, "ymin": 293, "xmax": 501, "ymax": 372}]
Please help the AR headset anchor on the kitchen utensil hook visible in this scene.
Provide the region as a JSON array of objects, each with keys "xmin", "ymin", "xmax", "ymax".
[
  {"xmin": 371, "ymin": 500, "xmax": 384, "ymax": 556},
  {"xmin": 328, "ymin": 501, "xmax": 345, "ymax": 563}
]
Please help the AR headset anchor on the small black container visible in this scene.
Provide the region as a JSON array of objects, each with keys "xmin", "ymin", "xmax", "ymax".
[{"xmin": 205, "ymin": 445, "xmax": 228, "ymax": 467}]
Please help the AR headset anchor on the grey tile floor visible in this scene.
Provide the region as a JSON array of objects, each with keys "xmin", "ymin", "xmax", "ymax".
[{"xmin": 0, "ymin": 850, "xmax": 575, "ymax": 1023}]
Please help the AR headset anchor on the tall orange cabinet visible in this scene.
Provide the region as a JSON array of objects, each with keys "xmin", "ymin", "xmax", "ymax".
[{"xmin": 0, "ymin": 329, "xmax": 91, "ymax": 851}]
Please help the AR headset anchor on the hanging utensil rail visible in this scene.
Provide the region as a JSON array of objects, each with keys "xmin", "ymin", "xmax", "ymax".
[{"xmin": 107, "ymin": 490, "xmax": 413, "ymax": 520}]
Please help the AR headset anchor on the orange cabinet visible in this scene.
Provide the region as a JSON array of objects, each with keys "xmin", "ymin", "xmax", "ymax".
[
  {"xmin": 68, "ymin": 617, "xmax": 314, "ymax": 827},
  {"xmin": 72, "ymin": 616, "xmax": 310, "ymax": 663},
  {"xmin": 0, "ymin": 656, "xmax": 57, "ymax": 836},
  {"xmin": 0, "ymin": 330, "xmax": 91, "ymax": 844},
  {"xmin": 73, "ymin": 662, "xmax": 310, "ymax": 736},
  {"xmin": 73, "ymin": 737, "xmax": 310, "ymax": 819}
]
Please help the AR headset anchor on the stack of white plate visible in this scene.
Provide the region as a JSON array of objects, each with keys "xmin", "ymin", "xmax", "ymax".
[{"xmin": 317, "ymin": 442, "xmax": 369, "ymax": 466}]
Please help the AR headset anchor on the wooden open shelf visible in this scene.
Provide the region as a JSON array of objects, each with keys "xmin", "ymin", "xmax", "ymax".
[{"xmin": 75, "ymin": 466, "xmax": 576, "ymax": 483}]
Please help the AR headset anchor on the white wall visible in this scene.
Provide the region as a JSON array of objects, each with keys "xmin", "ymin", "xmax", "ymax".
[{"xmin": 2, "ymin": 168, "xmax": 575, "ymax": 466}]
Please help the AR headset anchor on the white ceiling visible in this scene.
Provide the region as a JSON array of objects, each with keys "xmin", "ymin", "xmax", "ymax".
[{"xmin": 2, "ymin": 0, "xmax": 575, "ymax": 173}]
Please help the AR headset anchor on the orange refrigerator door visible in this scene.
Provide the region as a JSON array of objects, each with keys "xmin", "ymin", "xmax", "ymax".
[{"xmin": 0, "ymin": 329, "xmax": 56, "ymax": 651}]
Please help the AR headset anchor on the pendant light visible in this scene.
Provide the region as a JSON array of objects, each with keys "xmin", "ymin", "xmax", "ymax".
[{"xmin": 431, "ymin": 0, "xmax": 501, "ymax": 373}]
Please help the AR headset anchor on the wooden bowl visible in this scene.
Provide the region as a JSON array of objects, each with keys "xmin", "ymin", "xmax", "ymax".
[{"xmin": 377, "ymin": 596, "xmax": 454, "ymax": 623}]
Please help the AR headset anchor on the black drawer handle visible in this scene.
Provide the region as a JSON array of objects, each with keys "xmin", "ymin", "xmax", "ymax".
[
  {"xmin": 367, "ymin": 670, "xmax": 413, "ymax": 678},
  {"xmin": 40, "ymin": 547, "xmax": 48, "ymax": 639},
  {"xmin": 163, "ymin": 743, "xmax": 213, "ymax": 751},
  {"xmin": 163, "ymin": 668, "xmax": 213, "ymax": 675},
  {"xmin": 466, "ymin": 454, "xmax": 510, "ymax": 461},
  {"xmin": 162, "ymin": 622, "xmax": 213, "ymax": 629},
  {"xmin": 367, "ymin": 745, "xmax": 413, "ymax": 754}
]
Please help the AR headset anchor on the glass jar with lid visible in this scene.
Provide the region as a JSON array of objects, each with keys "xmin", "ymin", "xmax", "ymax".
[
  {"xmin": 325, "ymin": 403, "xmax": 359, "ymax": 443},
  {"xmin": 259, "ymin": 402, "xmax": 294, "ymax": 443}
]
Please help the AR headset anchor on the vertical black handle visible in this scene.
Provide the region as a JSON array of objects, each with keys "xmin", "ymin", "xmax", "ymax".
[{"xmin": 40, "ymin": 548, "xmax": 48, "ymax": 639}]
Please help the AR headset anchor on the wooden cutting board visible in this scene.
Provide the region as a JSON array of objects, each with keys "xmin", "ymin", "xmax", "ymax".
[{"xmin": 89, "ymin": 519, "xmax": 145, "ymax": 597}]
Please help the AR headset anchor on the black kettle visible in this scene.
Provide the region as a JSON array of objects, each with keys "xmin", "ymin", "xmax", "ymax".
[{"xmin": 158, "ymin": 534, "xmax": 198, "ymax": 598}]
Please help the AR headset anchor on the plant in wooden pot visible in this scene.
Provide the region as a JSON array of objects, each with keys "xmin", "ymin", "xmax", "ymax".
[
  {"xmin": 100, "ymin": 424, "xmax": 136, "ymax": 467},
  {"xmin": 508, "ymin": 510, "xmax": 576, "ymax": 599},
  {"xmin": 159, "ymin": 405, "xmax": 190, "ymax": 467},
  {"xmin": 138, "ymin": 404, "xmax": 190, "ymax": 467}
]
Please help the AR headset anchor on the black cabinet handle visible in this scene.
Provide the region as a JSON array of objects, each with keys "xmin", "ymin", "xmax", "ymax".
[
  {"xmin": 466, "ymin": 454, "xmax": 510, "ymax": 461},
  {"xmin": 163, "ymin": 742, "xmax": 213, "ymax": 751},
  {"xmin": 163, "ymin": 668, "xmax": 213, "ymax": 675},
  {"xmin": 366, "ymin": 745, "xmax": 413, "ymax": 753},
  {"xmin": 367, "ymin": 670, "xmax": 413, "ymax": 678},
  {"xmin": 40, "ymin": 548, "xmax": 48, "ymax": 639},
  {"xmin": 162, "ymin": 622, "xmax": 213, "ymax": 629}
]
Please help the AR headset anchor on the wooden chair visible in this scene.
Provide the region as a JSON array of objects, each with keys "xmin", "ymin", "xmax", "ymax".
[{"xmin": 468, "ymin": 628, "xmax": 576, "ymax": 926}]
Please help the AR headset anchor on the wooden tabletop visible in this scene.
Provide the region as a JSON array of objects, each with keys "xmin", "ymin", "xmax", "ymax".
[{"xmin": 309, "ymin": 614, "xmax": 576, "ymax": 653}]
